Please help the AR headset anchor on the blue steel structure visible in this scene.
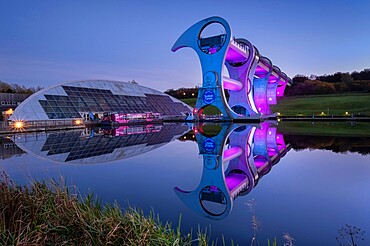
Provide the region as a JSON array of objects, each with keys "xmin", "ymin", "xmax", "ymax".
[
  {"xmin": 172, "ymin": 16, "xmax": 292, "ymax": 121},
  {"xmin": 175, "ymin": 122, "xmax": 290, "ymax": 219}
]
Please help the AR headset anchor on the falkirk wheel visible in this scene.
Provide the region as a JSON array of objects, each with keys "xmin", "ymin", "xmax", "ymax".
[{"xmin": 172, "ymin": 16, "xmax": 292, "ymax": 121}]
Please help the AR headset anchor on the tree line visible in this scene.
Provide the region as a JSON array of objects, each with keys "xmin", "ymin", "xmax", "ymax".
[
  {"xmin": 287, "ymin": 68, "xmax": 370, "ymax": 96},
  {"xmin": 0, "ymin": 81, "xmax": 43, "ymax": 94},
  {"xmin": 165, "ymin": 68, "xmax": 370, "ymax": 99}
]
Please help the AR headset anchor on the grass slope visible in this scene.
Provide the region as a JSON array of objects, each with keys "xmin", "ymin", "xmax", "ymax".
[
  {"xmin": 182, "ymin": 93, "xmax": 370, "ymax": 116},
  {"xmin": 271, "ymin": 93, "xmax": 370, "ymax": 116},
  {"xmin": 277, "ymin": 121, "xmax": 370, "ymax": 137},
  {"xmin": 181, "ymin": 98, "xmax": 220, "ymax": 115}
]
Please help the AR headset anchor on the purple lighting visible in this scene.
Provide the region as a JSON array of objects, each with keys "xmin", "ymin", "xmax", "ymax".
[
  {"xmin": 225, "ymin": 173, "xmax": 246, "ymax": 191},
  {"xmin": 225, "ymin": 47, "xmax": 248, "ymax": 63},
  {"xmin": 223, "ymin": 146, "xmax": 242, "ymax": 162},
  {"xmin": 223, "ymin": 77, "xmax": 243, "ymax": 91}
]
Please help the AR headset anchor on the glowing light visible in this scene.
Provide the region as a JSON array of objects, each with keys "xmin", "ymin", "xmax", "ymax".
[
  {"xmin": 223, "ymin": 147, "xmax": 243, "ymax": 162},
  {"xmin": 268, "ymin": 98, "xmax": 272, "ymax": 101},
  {"xmin": 277, "ymin": 112, "xmax": 281, "ymax": 116},
  {"xmin": 194, "ymin": 129, "xmax": 198, "ymax": 133},
  {"xmin": 192, "ymin": 93, "xmax": 195, "ymax": 96},
  {"xmin": 5, "ymin": 108, "xmax": 13, "ymax": 115},
  {"xmin": 184, "ymin": 136, "xmax": 187, "ymax": 139},
  {"xmin": 345, "ymin": 112, "xmax": 349, "ymax": 115},
  {"xmin": 277, "ymin": 92, "xmax": 280, "ymax": 95},
  {"xmin": 321, "ymin": 112, "xmax": 325, "ymax": 115},
  {"xmin": 223, "ymin": 77, "xmax": 243, "ymax": 91},
  {"xmin": 75, "ymin": 119, "xmax": 82, "ymax": 125},
  {"xmin": 14, "ymin": 121, "xmax": 23, "ymax": 129},
  {"xmin": 277, "ymin": 118, "xmax": 281, "ymax": 122},
  {"xmin": 193, "ymin": 108, "xmax": 198, "ymax": 114},
  {"xmin": 268, "ymin": 131, "xmax": 272, "ymax": 135}
]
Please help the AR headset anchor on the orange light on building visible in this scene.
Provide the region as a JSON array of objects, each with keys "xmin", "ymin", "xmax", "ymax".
[
  {"xmin": 6, "ymin": 108, "xmax": 13, "ymax": 115},
  {"xmin": 75, "ymin": 119, "xmax": 82, "ymax": 125},
  {"xmin": 14, "ymin": 121, "xmax": 23, "ymax": 129}
]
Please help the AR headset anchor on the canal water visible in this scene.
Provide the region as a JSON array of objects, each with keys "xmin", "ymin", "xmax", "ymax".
[{"xmin": 1, "ymin": 122, "xmax": 369, "ymax": 245}]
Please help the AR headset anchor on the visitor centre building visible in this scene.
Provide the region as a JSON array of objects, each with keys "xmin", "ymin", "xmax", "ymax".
[{"xmin": 9, "ymin": 80, "xmax": 192, "ymax": 124}]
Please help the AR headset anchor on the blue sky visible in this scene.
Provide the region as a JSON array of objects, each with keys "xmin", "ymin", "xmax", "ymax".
[{"xmin": 1, "ymin": 0, "xmax": 370, "ymax": 91}]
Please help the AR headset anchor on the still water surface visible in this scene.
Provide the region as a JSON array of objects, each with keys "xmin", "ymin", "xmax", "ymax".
[{"xmin": 1, "ymin": 122, "xmax": 369, "ymax": 245}]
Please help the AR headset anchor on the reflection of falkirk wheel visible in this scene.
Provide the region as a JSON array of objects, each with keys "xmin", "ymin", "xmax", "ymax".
[
  {"xmin": 172, "ymin": 16, "xmax": 292, "ymax": 121},
  {"xmin": 174, "ymin": 123, "xmax": 290, "ymax": 220}
]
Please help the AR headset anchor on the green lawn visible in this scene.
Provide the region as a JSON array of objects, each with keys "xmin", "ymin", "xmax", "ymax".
[
  {"xmin": 271, "ymin": 93, "xmax": 370, "ymax": 116},
  {"xmin": 277, "ymin": 121, "xmax": 370, "ymax": 137},
  {"xmin": 181, "ymin": 98, "xmax": 197, "ymax": 107},
  {"xmin": 181, "ymin": 93, "xmax": 370, "ymax": 117},
  {"xmin": 181, "ymin": 98, "xmax": 220, "ymax": 115}
]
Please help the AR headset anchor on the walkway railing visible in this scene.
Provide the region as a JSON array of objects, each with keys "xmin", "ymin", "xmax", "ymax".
[{"xmin": 0, "ymin": 119, "xmax": 84, "ymax": 134}]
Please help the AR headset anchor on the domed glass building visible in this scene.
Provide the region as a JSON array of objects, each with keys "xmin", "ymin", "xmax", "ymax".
[{"xmin": 9, "ymin": 80, "xmax": 192, "ymax": 123}]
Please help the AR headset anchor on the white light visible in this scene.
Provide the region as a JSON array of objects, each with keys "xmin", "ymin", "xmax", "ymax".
[{"xmin": 14, "ymin": 121, "xmax": 23, "ymax": 129}]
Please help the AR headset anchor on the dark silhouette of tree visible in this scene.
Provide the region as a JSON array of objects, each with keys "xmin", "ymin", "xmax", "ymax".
[
  {"xmin": 292, "ymin": 75, "xmax": 308, "ymax": 83},
  {"xmin": 0, "ymin": 81, "xmax": 42, "ymax": 94}
]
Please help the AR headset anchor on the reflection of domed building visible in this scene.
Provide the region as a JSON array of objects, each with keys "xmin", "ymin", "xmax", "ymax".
[
  {"xmin": 9, "ymin": 80, "xmax": 192, "ymax": 122},
  {"xmin": 12, "ymin": 123, "xmax": 190, "ymax": 164}
]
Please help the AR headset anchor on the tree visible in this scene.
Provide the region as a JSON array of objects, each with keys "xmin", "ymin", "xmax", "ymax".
[
  {"xmin": 341, "ymin": 73, "xmax": 353, "ymax": 88},
  {"xmin": 292, "ymin": 75, "xmax": 308, "ymax": 83}
]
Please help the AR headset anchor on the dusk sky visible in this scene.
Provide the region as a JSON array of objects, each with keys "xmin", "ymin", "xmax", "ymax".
[{"xmin": 1, "ymin": 0, "xmax": 370, "ymax": 91}]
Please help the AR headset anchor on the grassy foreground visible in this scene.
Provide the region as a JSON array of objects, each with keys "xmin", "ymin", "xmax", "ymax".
[{"xmin": 0, "ymin": 177, "xmax": 207, "ymax": 246}]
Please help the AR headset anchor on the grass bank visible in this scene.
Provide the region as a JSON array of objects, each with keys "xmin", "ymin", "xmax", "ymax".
[
  {"xmin": 0, "ymin": 176, "xmax": 207, "ymax": 246},
  {"xmin": 182, "ymin": 93, "xmax": 370, "ymax": 117},
  {"xmin": 277, "ymin": 121, "xmax": 370, "ymax": 137},
  {"xmin": 271, "ymin": 93, "xmax": 370, "ymax": 116},
  {"xmin": 181, "ymin": 98, "xmax": 220, "ymax": 115}
]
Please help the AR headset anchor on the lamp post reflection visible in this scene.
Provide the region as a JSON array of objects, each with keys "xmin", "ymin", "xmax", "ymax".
[{"xmin": 175, "ymin": 122, "xmax": 290, "ymax": 220}]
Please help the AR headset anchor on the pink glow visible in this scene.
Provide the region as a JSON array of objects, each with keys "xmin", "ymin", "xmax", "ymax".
[
  {"xmin": 223, "ymin": 80, "xmax": 243, "ymax": 91},
  {"xmin": 255, "ymin": 66, "xmax": 267, "ymax": 73},
  {"xmin": 209, "ymin": 186, "xmax": 219, "ymax": 193},
  {"xmin": 209, "ymin": 47, "xmax": 217, "ymax": 54},
  {"xmin": 254, "ymin": 157, "xmax": 268, "ymax": 169},
  {"xmin": 276, "ymin": 133, "xmax": 286, "ymax": 150},
  {"xmin": 225, "ymin": 47, "xmax": 247, "ymax": 63},
  {"xmin": 276, "ymin": 84, "xmax": 287, "ymax": 97},
  {"xmin": 223, "ymin": 146, "xmax": 242, "ymax": 162},
  {"xmin": 225, "ymin": 173, "xmax": 246, "ymax": 191}
]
